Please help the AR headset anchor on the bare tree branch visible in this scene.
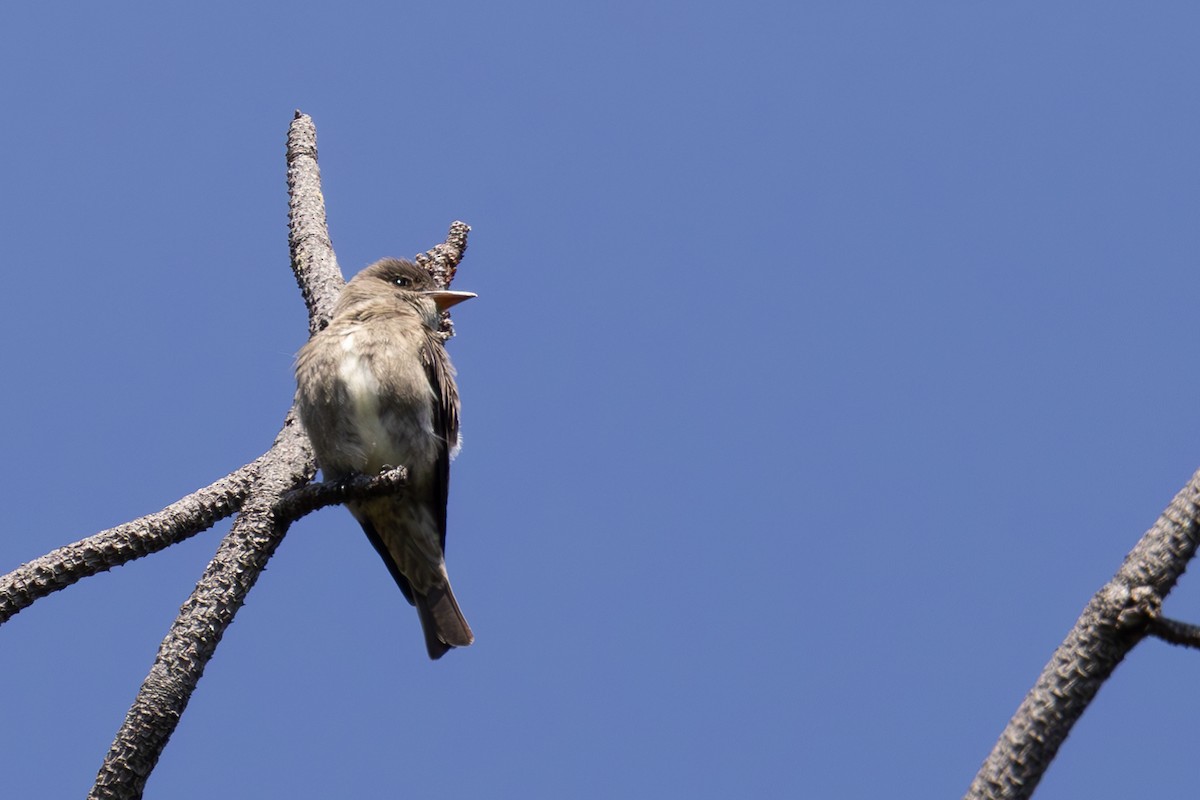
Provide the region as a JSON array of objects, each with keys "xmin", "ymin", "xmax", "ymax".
[
  {"xmin": 1147, "ymin": 614, "xmax": 1200, "ymax": 649},
  {"xmin": 89, "ymin": 415, "xmax": 315, "ymax": 800},
  {"xmin": 0, "ymin": 458, "xmax": 262, "ymax": 625},
  {"xmin": 287, "ymin": 110, "xmax": 344, "ymax": 334},
  {"xmin": 84, "ymin": 110, "xmax": 473, "ymax": 800},
  {"xmin": 88, "ymin": 111, "xmax": 342, "ymax": 800},
  {"xmin": 278, "ymin": 465, "xmax": 407, "ymax": 520},
  {"xmin": 415, "ymin": 219, "xmax": 470, "ymax": 289},
  {"xmin": 69, "ymin": 108, "xmax": 477, "ymax": 798},
  {"xmin": 965, "ymin": 468, "xmax": 1200, "ymax": 800},
  {"xmin": 417, "ymin": 220, "xmax": 471, "ymax": 339},
  {"xmin": 0, "ymin": 429, "xmax": 406, "ymax": 629}
]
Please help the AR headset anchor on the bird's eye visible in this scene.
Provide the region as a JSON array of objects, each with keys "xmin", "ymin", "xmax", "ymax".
[{"xmin": 394, "ymin": 277, "xmax": 412, "ymax": 288}]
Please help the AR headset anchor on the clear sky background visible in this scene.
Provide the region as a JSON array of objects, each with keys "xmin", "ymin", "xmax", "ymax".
[{"xmin": 1, "ymin": 3, "xmax": 1199, "ymax": 798}]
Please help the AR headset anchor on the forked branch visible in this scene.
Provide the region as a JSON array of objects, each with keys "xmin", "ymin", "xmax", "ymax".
[{"xmin": 88, "ymin": 111, "xmax": 471, "ymax": 800}]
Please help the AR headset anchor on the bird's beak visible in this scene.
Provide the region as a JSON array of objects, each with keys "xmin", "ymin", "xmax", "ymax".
[{"xmin": 425, "ymin": 290, "xmax": 477, "ymax": 311}]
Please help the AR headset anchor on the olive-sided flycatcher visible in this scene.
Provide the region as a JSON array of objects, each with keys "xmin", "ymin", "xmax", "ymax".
[{"xmin": 295, "ymin": 258, "xmax": 476, "ymax": 659}]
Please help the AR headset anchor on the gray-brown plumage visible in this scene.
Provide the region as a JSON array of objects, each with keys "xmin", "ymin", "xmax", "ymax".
[{"xmin": 295, "ymin": 258, "xmax": 476, "ymax": 659}]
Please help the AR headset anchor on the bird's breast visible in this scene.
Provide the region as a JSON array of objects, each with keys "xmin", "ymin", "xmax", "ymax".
[{"xmin": 333, "ymin": 330, "xmax": 436, "ymax": 474}]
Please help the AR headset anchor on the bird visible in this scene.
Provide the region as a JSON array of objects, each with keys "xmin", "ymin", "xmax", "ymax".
[{"xmin": 295, "ymin": 257, "xmax": 476, "ymax": 659}]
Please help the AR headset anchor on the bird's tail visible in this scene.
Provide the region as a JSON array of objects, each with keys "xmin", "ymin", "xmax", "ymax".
[{"xmin": 415, "ymin": 579, "xmax": 474, "ymax": 660}]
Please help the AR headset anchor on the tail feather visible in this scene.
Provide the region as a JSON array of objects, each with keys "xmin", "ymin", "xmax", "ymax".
[{"xmin": 415, "ymin": 582, "xmax": 474, "ymax": 660}]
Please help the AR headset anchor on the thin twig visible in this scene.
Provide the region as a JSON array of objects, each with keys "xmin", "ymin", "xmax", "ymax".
[
  {"xmin": 1147, "ymin": 615, "xmax": 1200, "ymax": 649},
  {"xmin": 277, "ymin": 466, "xmax": 407, "ymax": 521}
]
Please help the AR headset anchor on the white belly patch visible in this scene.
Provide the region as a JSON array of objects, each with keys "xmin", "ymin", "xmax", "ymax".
[
  {"xmin": 335, "ymin": 332, "xmax": 434, "ymax": 471},
  {"xmin": 337, "ymin": 334, "xmax": 397, "ymax": 467}
]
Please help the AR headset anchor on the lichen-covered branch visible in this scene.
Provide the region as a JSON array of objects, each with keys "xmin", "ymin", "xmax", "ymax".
[
  {"xmin": 0, "ymin": 458, "xmax": 261, "ymax": 625},
  {"xmin": 965, "ymin": 468, "xmax": 1200, "ymax": 800}
]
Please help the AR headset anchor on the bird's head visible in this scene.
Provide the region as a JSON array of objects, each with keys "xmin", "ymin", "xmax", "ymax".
[{"xmin": 334, "ymin": 258, "xmax": 476, "ymax": 325}]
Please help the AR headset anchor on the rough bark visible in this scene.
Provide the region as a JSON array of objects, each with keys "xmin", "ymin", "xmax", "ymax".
[
  {"xmin": 89, "ymin": 416, "xmax": 314, "ymax": 799},
  {"xmin": 85, "ymin": 111, "xmax": 341, "ymax": 800},
  {"xmin": 0, "ymin": 459, "xmax": 261, "ymax": 624},
  {"xmin": 287, "ymin": 110, "xmax": 344, "ymax": 334},
  {"xmin": 965, "ymin": 469, "xmax": 1200, "ymax": 799}
]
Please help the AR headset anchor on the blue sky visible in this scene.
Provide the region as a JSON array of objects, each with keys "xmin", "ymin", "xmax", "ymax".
[{"xmin": 2, "ymin": 3, "xmax": 1199, "ymax": 798}]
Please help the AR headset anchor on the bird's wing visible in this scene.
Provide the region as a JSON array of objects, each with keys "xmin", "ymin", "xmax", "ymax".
[{"xmin": 421, "ymin": 333, "xmax": 460, "ymax": 554}]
